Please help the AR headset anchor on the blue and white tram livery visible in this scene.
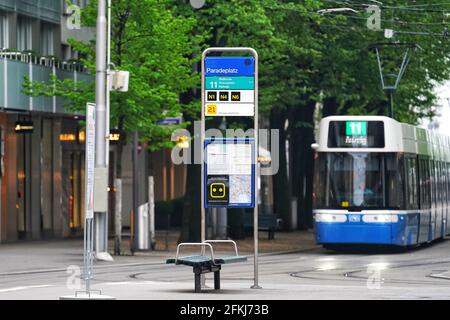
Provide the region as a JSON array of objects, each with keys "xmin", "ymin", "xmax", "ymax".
[{"xmin": 312, "ymin": 116, "xmax": 450, "ymax": 247}]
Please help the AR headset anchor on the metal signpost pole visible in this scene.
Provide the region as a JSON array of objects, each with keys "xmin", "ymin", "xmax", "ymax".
[
  {"xmin": 94, "ymin": 0, "xmax": 111, "ymax": 261},
  {"xmin": 84, "ymin": 103, "xmax": 96, "ymax": 295},
  {"xmin": 200, "ymin": 50, "xmax": 206, "ymax": 287},
  {"xmin": 252, "ymin": 50, "xmax": 261, "ymax": 289},
  {"xmin": 60, "ymin": 104, "xmax": 114, "ymax": 300},
  {"xmin": 201, "ymin": 47, "xmax": 260, "ymax": 289},
  {"xmin": 106, "ymin": 0, "xmax": 111, "ymax": 167}
]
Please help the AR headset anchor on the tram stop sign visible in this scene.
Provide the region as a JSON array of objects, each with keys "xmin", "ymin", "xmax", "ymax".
[
  {"xmin": 205, "ymin": 57, "xmax": 255, "ymax": 117},
  {"xmin": 204, "ymin": 138, "xmax": 255, "ymax": 208}
]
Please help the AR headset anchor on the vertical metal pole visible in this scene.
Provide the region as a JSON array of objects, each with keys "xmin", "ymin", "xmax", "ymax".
[
  {"xmin": 84, "ymin": 219, "xmax": 90, "ymax": 292},
  {"xmin": 106, "ymin": 0, "xmax": 111, "ymax": 166},
  {"xmin": 84, "ymin": 103, "xmax": 96, "ymax": 294},
  {"xmin": 114, "ymin": 178, "xmax": 122, "ymax": 255},
  {"xmin": 201, "ymin": 50, "xmax": 206, "ymax": 287},
  {"xmin": 149, "ymin": 176, "xmax": 156, "ymax": 249},
  {"xmin": 131, "ymin": 131, "xmax": 139, "ymax": 253},
  {"xmin": 94, "ymin": 0, "xmax": 109, "ymax": 256},
  {"xmin": 108, "ymin": 0, "xmax": 119, "ymax": 257},
  {"xmin": 201, "ymin": 56, "xmax": 206, "ymax": 244},
  {"xmin": 251, "ymin": 49, "xmax": 261, "ymax": 289},
  {"xmin": 389, "ymin": 89, "xmax": 394, "ymax": 119},
  {"xmin": 84, "ymin": 218, "xmax": 94, "ymax": 292}
]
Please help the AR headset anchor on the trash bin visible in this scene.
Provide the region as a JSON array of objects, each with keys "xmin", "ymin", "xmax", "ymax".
[{"xmin": 137, "ymin": 203, "xmax": 151, "ymax": 250}]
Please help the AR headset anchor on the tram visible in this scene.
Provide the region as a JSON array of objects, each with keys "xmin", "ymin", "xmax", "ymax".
[{"xmin": 312, "ymin": 116, "xmax": 450, "ymax": 247}]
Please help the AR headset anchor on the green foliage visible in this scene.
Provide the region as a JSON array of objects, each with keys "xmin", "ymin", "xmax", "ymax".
[
  {"xmin": 303, "ymin": 0, "xmax": 450, "ymax": 124},
  {"xmin": 23, "ymin": 74, "xmax": 95, "ymax": 113},
  {"xmin": 24, "ymin": 0, "xmax": 450, "ymax": 148},
  {"xmin": 25, "ymin": 0, "xmax": 202, "ymax": 151}
]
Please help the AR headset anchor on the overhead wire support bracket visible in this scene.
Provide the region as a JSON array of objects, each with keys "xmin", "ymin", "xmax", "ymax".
[{"xmin": 369, "ymin": 42, "xmax": 422, "ymax": 119}]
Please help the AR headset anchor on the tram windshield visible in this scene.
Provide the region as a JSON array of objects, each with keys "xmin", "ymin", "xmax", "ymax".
[{"xmin": 314, "ymin": 152, "xmax": 404, "ymax": 210}]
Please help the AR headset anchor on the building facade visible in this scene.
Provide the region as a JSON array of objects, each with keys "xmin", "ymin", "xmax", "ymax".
[
  {"xmin": 0, "ymin": 0, "xmax": 192, "ymax": 244},
  {"xmin": 0, "ymin": 0, "xmax": 93, "ymax": 242}
]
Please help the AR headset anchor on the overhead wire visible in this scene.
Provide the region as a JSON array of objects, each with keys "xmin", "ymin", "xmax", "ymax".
[
  {"xmin": 260, "ymin": 2, "xmax": 449, "ymax": 37},
  {"xmin": 317, "ymin": 0, "xmax": 449, "ymax": 37},
  {"xmin": 322, "ymin": 0, "xmax": 450, "ymax": 13}
]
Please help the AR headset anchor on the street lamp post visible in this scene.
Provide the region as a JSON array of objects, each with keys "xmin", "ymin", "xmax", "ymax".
[{"xmin": 94, "ymin": 0, "xmax": 112, "ymax": 261}]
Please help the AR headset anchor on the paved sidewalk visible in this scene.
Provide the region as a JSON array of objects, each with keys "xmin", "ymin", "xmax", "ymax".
[{"xmin": 0, "ymin": 230, "xmax": 317, "ymax": 274}]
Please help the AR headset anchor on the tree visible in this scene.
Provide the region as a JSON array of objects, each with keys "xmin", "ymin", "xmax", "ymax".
[
  {"xmin": 24, "ymin": 0, "xmax": 450, "ymax": 240},
  {"xmin": 24, "ymin": 0, "xmax": 202, "ymax": 248},
  {"xmin": 280, "ymin": 0, "xmax": 450, "ymax": 228},
  {"xmin": 175, "ymin": 0, "xmax": 295, "ymax": 240}
]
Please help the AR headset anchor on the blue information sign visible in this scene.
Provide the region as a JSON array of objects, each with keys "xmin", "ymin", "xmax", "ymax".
[
  {"xmin": 204, "ymin": 57, "xmax": 256, "ymax": 117},
  {"xmin": 205, "ymin": 57, "xmax": 255, "ymax": 77},
  {"xmin": 204, "ymin": 138, "xmax": 255, "ymax": 209}
]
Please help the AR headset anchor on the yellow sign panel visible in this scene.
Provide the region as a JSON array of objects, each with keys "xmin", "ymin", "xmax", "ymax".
[
  {"xmin": 206, "ymin": 104, "xmax": 217, "ymax": 115},
  {"xmin": 109, "ymin": 133, "xmax": 121, "ymax": 141},
  {"xmin": 210, "ymin": 183, "xmax": 226, "ymax": 199}
]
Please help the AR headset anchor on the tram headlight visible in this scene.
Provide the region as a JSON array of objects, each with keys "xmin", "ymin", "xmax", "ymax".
[
  {"xmin": 315, "ymin": 214, "xmax": 347, "ymax": 223},
  {"xmin": 362, "ymin": 214, "xmax": 398, "ymax": 223}
]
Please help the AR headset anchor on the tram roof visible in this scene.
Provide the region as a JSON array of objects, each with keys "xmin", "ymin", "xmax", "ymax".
[{"xmin": 316, "ymin": 116, "xmax": 450, "ymax": 161}]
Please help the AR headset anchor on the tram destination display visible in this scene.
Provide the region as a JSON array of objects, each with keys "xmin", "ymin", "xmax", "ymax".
[{"xmin": 327, "ymin": 121, "xmax": 385, "ymax": 148}]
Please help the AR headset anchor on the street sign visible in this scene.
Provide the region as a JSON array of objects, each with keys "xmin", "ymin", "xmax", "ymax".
[
  {"xmin": 81, "ymin": 103, "xmax": 96, "ymax": 296},
  {"xmin": 85, "ymin": 103, "xmax": 96, "ymax": 220},
  {"xmin": 201, "ymin": 48, "xmax": 260, "ymax": 290},
  {"xmin": 158, "ymin": 112, "xmax": 183, "ymax": 125},
  {"xmin": 109, "ymin": 129, "xmax": 126, "ymax": 145},
  {"xmin": 15, "ymin": 121, "xmax": 34, "ymax": 133},
  {"xmin": 204, "ymin": 138, "xmax": 255, "ymax": 208},
  {"xmin": 158, "ymin": 117, "xmax": 182, "ymax": 125},
  {"xmin": 205, "ymin": 57, "xmax": 255, "ymax": 117}
]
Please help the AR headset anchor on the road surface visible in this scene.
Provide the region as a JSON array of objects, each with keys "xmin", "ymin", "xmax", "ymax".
[{"xmin": 1, "ymin": 237, "xmax": 450, "ymax": 299}]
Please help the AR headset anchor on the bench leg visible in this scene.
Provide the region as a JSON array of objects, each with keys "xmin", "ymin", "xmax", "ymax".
[
  {"xmin": 214, "ymin": 270, "xmax": 221, "ymax": 290},
  {"xmin": 195, "ymin": 273, "xmax": 202, "ymax": 293}
]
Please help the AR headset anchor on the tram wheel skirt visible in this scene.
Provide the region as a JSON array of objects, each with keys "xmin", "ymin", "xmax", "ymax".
[{"xmin": 315, "ymin": 219, "xmax": 419, "ymax": 246}]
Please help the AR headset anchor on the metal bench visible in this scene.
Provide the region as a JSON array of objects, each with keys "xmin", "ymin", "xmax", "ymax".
[
  {"xmin": 166, "ymin": 240, "xmax": 247, "ymax": 293},
  {"xmin": 244, "ymin": 212, "xmax": 282, "ymax": 240}
]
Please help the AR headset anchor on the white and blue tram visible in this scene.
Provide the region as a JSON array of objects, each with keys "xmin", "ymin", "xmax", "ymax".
[{"xmin": 312, "ymin": 116, "xmax": 450, "ymax": 247}]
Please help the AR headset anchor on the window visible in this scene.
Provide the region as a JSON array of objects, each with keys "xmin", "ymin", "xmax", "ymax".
[
  {"xmin": 442, "ymin": 162, "xmax": 447, "ymax": 207},
  {"xmin": 0, "ymin": 11, "xmax": 8, "ymax": 49},
  {"xmin": 447, "ymin": 163, "xmax": 450, "ymax": 207},
  {"xmin": 419, "ymin": 158, "xmax": 431, "ymax": 209},
  {"xmin": 386, "ymin": 153, "xmax": 405, "ymax": 209},
  {"xmin": 406, "ymin": 157, "xmax": 419, "ymax": 210},
  {"xmin": 431, "ymin": 161, "xmax": 437, "ymax": 208},
  {"xmin": 440, "ymin": 162, "xmax": 445, "ymax": 206},
  {"xmin": 17, "ymin": 16, "xmax": 32, "ymax": 51},
  {"xmin": 314, "ymin": 152, "xmax": 390, "ymax": 209},
  {"xmin": 40, "ymin": 22, "xmax": 54, "ymax": 56}
]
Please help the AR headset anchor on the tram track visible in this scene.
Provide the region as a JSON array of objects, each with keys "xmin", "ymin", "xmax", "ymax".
[
  {"xmin": 0, "ymin": 250, "xmax": 308, "ymax": 287},
  {"xmin": 2, "ymin": 243, "xmax": 450, "ymax": 290},
  {"xmin": 289, "ymin": 258, "xmax": 450, "ymax": 287}
]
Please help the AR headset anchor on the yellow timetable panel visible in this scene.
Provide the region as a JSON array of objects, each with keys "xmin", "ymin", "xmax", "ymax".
[{"xmin": 206, "ymin": 104, "xmax": 217, "ymax": 115}]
